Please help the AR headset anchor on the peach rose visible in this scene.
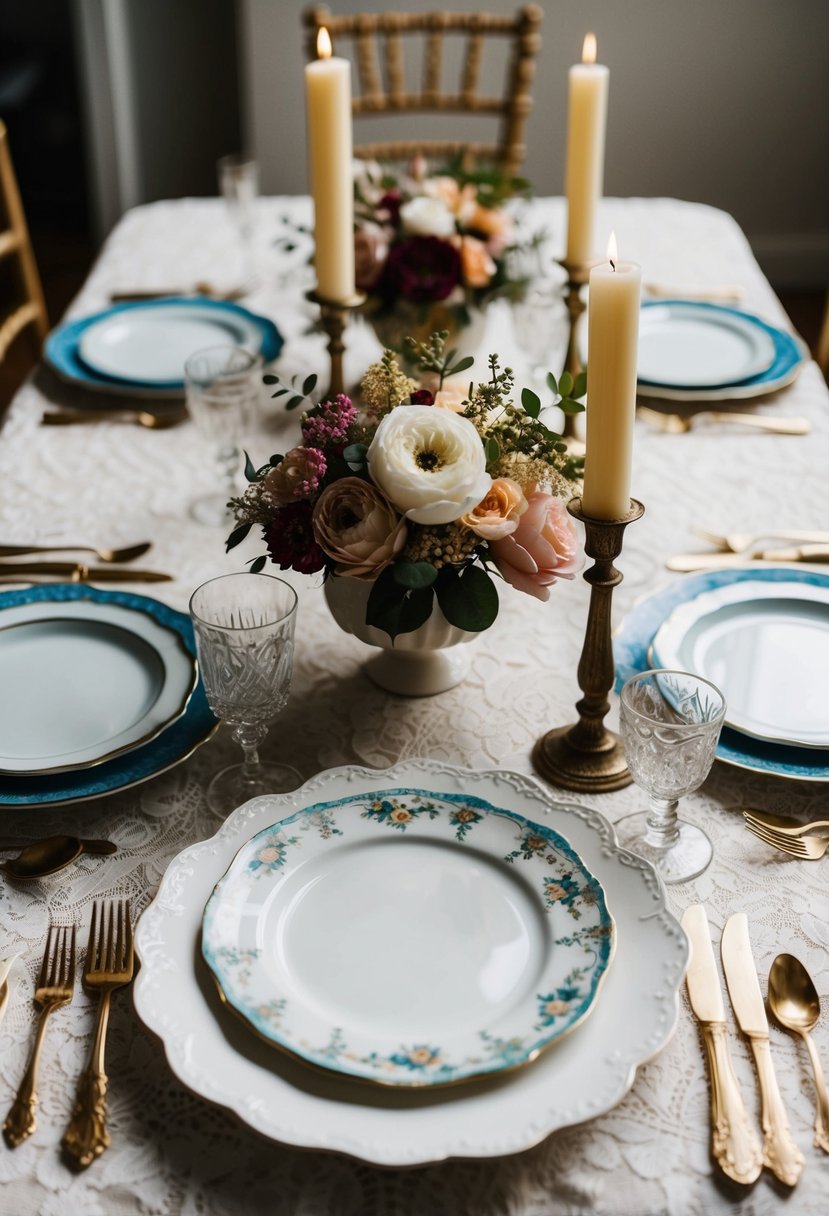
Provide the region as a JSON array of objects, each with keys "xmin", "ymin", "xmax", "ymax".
[
  {"xmin": 459, "ymin": 478, "xmax": 528, "ymax": 540},
  {"xmin": 432, "ymin": 378, "xmax": 470, "ymax": 413},
  {"xmin": 312, "ymin": 477, "xmax": 406, "ymax": 578},
  {"xmin": 489, "ymin": 491, "xmax": 582, "ymax": 601},
  {"xmin": 422, "ymin": 175, "xmax": 461, "ymax": 211},
  {"xmin": 467, "ymin": 203, "xmax": 512, "ymax": 244},
  {"xmin": 263, "ymin": 447, "xmax": 326, "ymax": 505},
  {"xmin": 457, "ymin": 235, "xmax": 496, "ymax": 289}
]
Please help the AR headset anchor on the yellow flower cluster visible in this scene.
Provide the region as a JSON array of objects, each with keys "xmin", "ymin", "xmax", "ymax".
[
  {"xmin": 404, "ymin": 521, "xmax": 479, "ymax": 569},
  {"xmin": 360, "ymin": 352, "xmax": 417, "ymax": 419}
]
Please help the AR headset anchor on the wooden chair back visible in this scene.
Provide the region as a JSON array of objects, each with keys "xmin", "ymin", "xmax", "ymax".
[
  {"xmin": 303, "ymin": 5, "xmax": 543, "ymax": 177},
  {"xmin": 0, "ymin": 118, "xmax": 48, "ymax": 369}
]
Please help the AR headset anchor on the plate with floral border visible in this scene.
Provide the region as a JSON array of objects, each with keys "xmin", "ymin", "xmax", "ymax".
[
  {"xmin": 133, "ymin": 759, "xmax": 688, "ymax": 1166},
  {"xmin": 201, "ymin": 788, "xmax": 615, "ymax": 1088},
  {"xmin": 614, "ymin": 565, "xmax": 829, "ymax": 782}
]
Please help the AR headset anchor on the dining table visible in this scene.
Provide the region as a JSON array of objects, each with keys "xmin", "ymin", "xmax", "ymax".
[{"xmin": 0, "ymin": 193, "xmax": 827, "ymax": 1216}]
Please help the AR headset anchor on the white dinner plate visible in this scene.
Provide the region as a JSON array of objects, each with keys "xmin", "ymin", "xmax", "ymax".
[
  {"xmin": 202, "ymin": 790, "xmax": 614, "ymax": 1088},
  {"xmin": 637, "ymin": 302, "xmax": 776, "ymax": 387},
  {"xmin": 78, "ymin": 303, "xmax": 262, "ymax": 385},
  {"xmin": 134, "ymin": 760, "xmax": 688, "ymax": 1167},
  {"xmin": 651, "ymin": 580, "xmax": 829, "ymax": 749},
  {"xmin": 0, "ymin": 599, "xmax": 196, "ymax": 774}
]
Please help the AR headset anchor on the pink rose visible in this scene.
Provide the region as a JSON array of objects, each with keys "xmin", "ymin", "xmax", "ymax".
[
  {"xmin": 489, "ymin": 492, "xmax": 582, "ymax": 601},
  {"xmin": 459, "ymin": 478, "xmax": 527, "ymax": 540},
  {"xmin": 312, "ymin": 477, "xmax": 407, "ymax": 578}
]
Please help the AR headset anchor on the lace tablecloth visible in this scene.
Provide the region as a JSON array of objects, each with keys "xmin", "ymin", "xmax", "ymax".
[{"xmin": 1, "ymin": 197, "xmax": 828, "ymax": 1216}]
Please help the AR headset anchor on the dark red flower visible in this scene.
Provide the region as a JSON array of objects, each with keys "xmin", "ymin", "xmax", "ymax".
[
  {"xmin": 381, "ymin": 236, "xmax": 461, "ymax": 303},
  {"xmin": 264, "ymin": 502, "xmax": 325, "ymax": 574},
  {"xmin": 409, "ymin": 388, "xmax": 434, "ymax": 405},
  {"xmin": 377, "ymin": 190, "xmax": 403, "ymax": 224}
]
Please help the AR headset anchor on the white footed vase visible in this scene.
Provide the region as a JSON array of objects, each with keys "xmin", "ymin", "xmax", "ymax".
[{"xmin": 324, "ymin": 574, "xmax": 479, "ymax": 697}]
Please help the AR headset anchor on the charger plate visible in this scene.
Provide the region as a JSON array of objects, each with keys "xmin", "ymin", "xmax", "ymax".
[
  {"xmin": 201, "ymin": 790, "xmax": 615, "ymax": 1088},
  {"xmin": 0, "ymin": 598, "xmax": 196, "ymax": 774},
  {"xmin": 637, "ymin": 301, "xmax": 776, "ymax": 388},
  {"xmin": 614, "ymin": 566, "xmax": 829, "ymax": 781},
  {"xmin": 651, "ymin": 580, "xmax": 829, "ymax": 749},
  {"xmin": 134, "ymin": 759, "xmax": 688, "ymax": 1166}
]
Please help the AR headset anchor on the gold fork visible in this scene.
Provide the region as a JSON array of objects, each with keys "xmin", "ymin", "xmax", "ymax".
[
  {"xmin": 743, "ymin": 814, "xmax": 829, "ymax": 860},
  {"xmin": 637, "ymin": 404, "xmax": 810, "ymax": 436},
  {"xmin": 3, "ymin": 924, "xmax": 76, "ymax": 1147},
  {"xmin": 697, "ymin": 528, "xmax": 829, "ymax": 554},
  {"xmin": 62, "ymin": 900, "xmax": 135, "ymax": 1169}
]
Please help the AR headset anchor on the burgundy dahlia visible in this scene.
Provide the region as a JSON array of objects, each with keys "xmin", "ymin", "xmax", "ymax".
[
  {"xmin": 264, "ymin": 501, "xmax": 325, "ymax": 574},
  {"xmin": 381, "ymin": 236, "xmax": 461, "ymax": 303},
  {"xmin": 409, "ymin": 388, "xmax": 434, "ymax": 405}
]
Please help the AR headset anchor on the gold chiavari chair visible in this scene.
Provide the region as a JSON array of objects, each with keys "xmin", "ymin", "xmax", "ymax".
[
  {"xmin": 302, "ymin": 5, "xmax": 543, "ymax": 178},
  {"xmin": 0, "ymin": 118, "xmax": 48, "ymax": 375}
]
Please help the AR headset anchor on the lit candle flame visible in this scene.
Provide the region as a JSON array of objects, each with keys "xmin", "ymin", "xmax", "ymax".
[
  {"xmin": 582, "ymin": 32, "xmax": 597, "ymax": 65},
  {"xmin": 607, "ymin": 231, "xmax": 618, "ymax": 270},
  {"xmin": 317, "ymin": 27, "xmax": 332, "ymax": 59}
]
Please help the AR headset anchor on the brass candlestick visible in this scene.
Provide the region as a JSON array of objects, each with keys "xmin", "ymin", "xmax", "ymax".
[
  {"xmin": 557, "ymin": 258, "xmax": 593, "ymax": 444},
  {"xmin": 532, "ymin": 495, "xmax": 645, "ymax": 792},
  {"xmin": 307, "ymin": 290, "xmax": 366, "ymax": 398}
]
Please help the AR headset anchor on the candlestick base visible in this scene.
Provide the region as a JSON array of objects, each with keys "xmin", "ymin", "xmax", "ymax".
[
  {"xmin": 532, "ymin": 496, "xmax": 645, "ymax": 794},
  {"xmin": 307, "ymin": 289, "xmax": 366, "ymax": 398}
]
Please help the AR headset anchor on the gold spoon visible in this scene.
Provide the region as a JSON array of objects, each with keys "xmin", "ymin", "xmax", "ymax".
[
  {"xmin": 1, "ymin": 836, "xmax": 117, "ymax": 881},
  {"xmin": 42, "ymin": 409, "xmax": 185, "ymax": 430},
  {"xmin": 0, "ymin": 541, "xmax": 151, "ymax": 563},
  {"xmin": 768, "ymin": 953, "xmax": 829, "ymax": 1153}
]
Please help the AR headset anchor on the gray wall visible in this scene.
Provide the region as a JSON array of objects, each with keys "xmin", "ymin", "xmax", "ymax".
[{"xmin": 239, "ymin": 0, "xmax": 829, "ymax": 288}]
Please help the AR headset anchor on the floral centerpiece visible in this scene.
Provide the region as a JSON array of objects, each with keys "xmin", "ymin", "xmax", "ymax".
[
  {"xmin": 352, "ymin": 157, "xmax": 534, "ymax": 347},
  {"xmin": 228, "ymin": 335, "xmax": 586, "ymax": 644}
]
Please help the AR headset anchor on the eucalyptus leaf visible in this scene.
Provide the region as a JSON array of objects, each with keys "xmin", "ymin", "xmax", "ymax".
[
  {"xmin": 560, "ymin": 397, "xmax": 585, "ymax": 415},
  {"xmin": 546, "ymin": 371, "xmax": 558, "ymax": 395},
  {"xmin": 271, "ymin": 388, "xmax": 288, "ymax": 398},
  {"xmin": 573, "ymin": 370, "xmax": 587, "ymax": 399},
  {"xmin": 448, "ymin": 355, "xmax": 474, "ymax": 376},
  {"xmin": 270, "ymin": 453, "xmax": 283, "ymax": 466},
  {"xmin": 484, "ymin": 436, "xmax": 500, "ymax": 467},
  {"xmin": 521, "ymin": 387, "xmax": 541, "ymax": 419},
  {"xmin": 302, "ymin": 373, "xmax": 318, "ymax": 396},
  {"xmin": 263, "ymin": 374, "xmax": 278, "ymax": 385},
  {"xmin": 435, "ymin": 564, "xmax": 499, "ymax": 632},
  {"xmin": 286, "ymin": 395, "xmax": 303, "ymax": 410},
  {"xmin": 558, "ymin": 370, "xmax": 574, "ymax": 398},
  {"xmin": 225, "ymin": 521, "xmax": 252, "ymax": 552},
  {"xmin": 366, "ymin": 566, "xmax": 435, "ymax": 641},
  {"xmin": 248, "ymin": 555, "xmax": 267, "ymax": 574},
  {"xmin": 393, "ymin": 560, "xmax": 437, "ymax": 590},
  {"xmin": 243, "ymin": 451, "xmax": 258, "ymax": 482}
]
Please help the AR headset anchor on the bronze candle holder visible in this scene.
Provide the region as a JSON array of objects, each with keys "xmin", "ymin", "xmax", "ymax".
[
  {"xmin": 307, "ymin": 289, "xmax": 366, "ymax": 398},
  {"xmin": 556, "ymin": 258, "xmax": 593, "ymax": 444},
  {"xmin": 532, "ymin": 495, "xmax": 645, "ymax": 792}
]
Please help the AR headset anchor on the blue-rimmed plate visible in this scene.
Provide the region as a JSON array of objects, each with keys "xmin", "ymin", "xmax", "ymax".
[
  {"xmin": 202, "ymin": 787, "xmax": 615, "ymax": 1088},
  {"xmin": 614, "ymin": 566, "xmax": 829, "ymax": 781},
  {"xmin": 0, "ymin": 585, "xmax": 217, "ymax": 807},
  {"xmin": 635, "ymin": 302, "xmax": 807, "ymax": 401},
  {"xmin": 44, "ymin": 298, "xmax": 283, "ymax": 399}
]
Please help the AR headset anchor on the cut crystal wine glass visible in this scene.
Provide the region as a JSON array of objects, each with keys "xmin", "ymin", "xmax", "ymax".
[
  {"xmin": 190, "ymin": 573, "xmax": 300, "ymax": 814},
  {"xmin": 613, "ymin": 669, "xmax": 726, "ymax": 884}
]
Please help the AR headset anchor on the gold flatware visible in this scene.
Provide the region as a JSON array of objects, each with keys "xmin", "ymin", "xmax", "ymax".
[
  {"xmin": 642, "ymin": 282, "xmax": 747, "ymax": 303},
  {"xmin": 42, "ymin": 408, "xmax": 186, "ymax": 430},
  {"xmin": 0, "ymin": 542, "xmax": 151, "ymax": 563},
  {"xmin": 2, "ymin": 836, "xmax": 117, "ymax": 881},
  {"xmin": 768, "ymin": 954, "xmax": 829, "ymax": 1154},
  {"xmin": 3, "ymin": 924, "xmax": 76, "ymax": 1148},
  {"xmin": 638, "ymin": 405, "xmax": 810, "ymax": 436},
  {"xmin": 743, "ymin": 815, "xmax": 829, "ymax": 860},
  {"xmin": 721, "ymin": 913, "xmax": 804, "ymax": 1184},
  {"xmin": 742, "ymin": 810, "xmax": 829, "ymax": 836},
  {"xmin": 62, "ymin": 901, "xmax": 135, "ymax": 1170},
  {"xmin": 109, "ymin": 282, "xmax": 248, "ymax": 303},
  {"xmin": 696, "ymin": 528, "xmax": 829, "ymax": 554},
  {"xmin": 681, "ymin": 905, "xmax": 763, "ymax": 1184},
  {"xmin": 0, "ymin": 562, "xmax": 172, "ymax": 583},
  {"xmin": 666, "ymin": 545, "xmax": 829, "ymax": 573}
]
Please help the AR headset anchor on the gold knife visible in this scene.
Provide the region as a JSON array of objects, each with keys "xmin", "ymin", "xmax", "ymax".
[
  {"xmin": 0, "ymin": 562, "xmax": 171, "ymax": 583},
  {"xmin": 667, "ymin": 546, "xmax": 829, "ymax": 573},
  {"xmin": 721, "ymin": 914, "xmax": 804, "ymax": 1185},
  {"xmin": 681, "ymin": 905, "xmax": 763, "ymax": 1184}
]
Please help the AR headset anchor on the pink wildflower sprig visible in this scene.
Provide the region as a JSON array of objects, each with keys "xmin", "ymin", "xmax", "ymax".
[{"xmin": 301, "ymin": 394, "xmax": 358, "ymax": 453}]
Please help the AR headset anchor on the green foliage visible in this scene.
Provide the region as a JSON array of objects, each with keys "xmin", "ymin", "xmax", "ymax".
[
  {"xmin": 266, "ymin": 370, "xmax": 318, "ymax": 410},
  {"xmin": 226, "ymin": 521, "xmax": 252, "ymax": 552},
  {"xmin": 404, "ymin": 331, "xmax": 475, "ymax": 390},
  {"xmin": 434, "ymin": 563, "xmax": 499, "ymax": 632},
  {"xmin": 366, "ymin": 565, "xmax": 435, "ymax": 642}
]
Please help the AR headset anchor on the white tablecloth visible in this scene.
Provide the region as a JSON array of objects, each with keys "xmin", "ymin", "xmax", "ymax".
[{"xmin": 1, "ymin": 197, "xmax": 828, "ymax": 1216}]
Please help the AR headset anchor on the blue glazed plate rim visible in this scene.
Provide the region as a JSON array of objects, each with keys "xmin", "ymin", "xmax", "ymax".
[
  {"xmin": 614, "ymin": 565, "xmax": 829, "ymax": 781},
  {"xmin": 0, "ymin": 584, "xmax": 217, "ymax": 807},
  {"xmin": 44, "ymin": 297, "xmax": 283, "ymax": 395}
]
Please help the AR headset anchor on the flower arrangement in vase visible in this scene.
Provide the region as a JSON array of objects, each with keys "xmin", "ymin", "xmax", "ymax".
[
  {"xmin": 353, "ymin": 156, "xmax": 535, "ymax": 356},
  {"xmin": 228, "ymin": 335, "xmax": 585, "ymax": 695}
]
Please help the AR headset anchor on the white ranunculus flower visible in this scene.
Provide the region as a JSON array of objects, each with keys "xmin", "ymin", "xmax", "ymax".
[
  {"xmin": 399, "ymin": 196, "xmax": 457, "ymax": 239},
  {"xmin": 367, "ymin": 406, "xmax": 492, "ymax": 525}
]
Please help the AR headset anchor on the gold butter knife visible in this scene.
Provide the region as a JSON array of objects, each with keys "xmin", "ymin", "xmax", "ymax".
[
  {"xmin": 682, "ymin": 905, "xmax": 763, "ymax": 1184},
  {"xmin": 721, "ymin": 914, "xmax": 804, "ymax": 1185},
  {"xmin": 0, "ymin": 562, "xmax": 171, "ymax": 583},
  {"xmin": 667, "ymin": 546, "xmax": 829, "ymax": 573}
]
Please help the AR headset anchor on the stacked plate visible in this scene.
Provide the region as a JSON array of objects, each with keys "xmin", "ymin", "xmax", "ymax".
[
  {"xmin": 0, "ymin": 584, "xmax": 216, "ymax": 808},
  {"xmin": 43, "ymin": 298, "xmax": 283, "ymax": 401},
  {"xmin": 635, "ymin": 301, "xmax": 807, "ymax": 401},
  {"xmin": 134, "ymin": 758, "xmax": 688, "ymax": 1166},
  {"xmin": 615, "ymin": 567, "xmax": 829, "ymax": 782}
]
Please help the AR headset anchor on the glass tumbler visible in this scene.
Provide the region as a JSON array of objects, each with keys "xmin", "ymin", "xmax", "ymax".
[
  {"xmin": 190, "ymin": 572, "xmax": 301, "ymax": 814},
  {"xmin": 614, "ymin": 669, "xmax": 726, "ymax": 884},
  {"xmin": 185, "ymin": 345, "xmax": 261, "ymax": 527}
]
